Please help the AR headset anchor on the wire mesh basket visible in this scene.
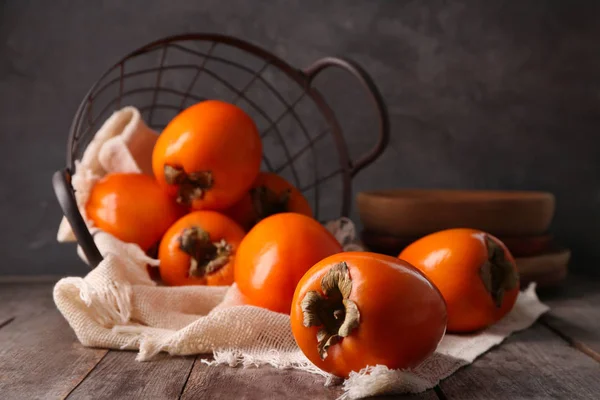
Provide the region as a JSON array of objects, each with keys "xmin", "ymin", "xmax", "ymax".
[{"xmin": 53, "ymin": 33, "xmax": 389, "ymax": 267}]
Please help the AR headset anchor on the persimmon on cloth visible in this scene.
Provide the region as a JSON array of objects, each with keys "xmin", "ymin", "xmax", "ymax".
[
  {"xmin": 57, "ymin": 106, "xmax": 158, "ymax": 243},
  {"xmin": 54, "ymin": 106, "xmax": 549, "ymax": 399},
  {"xmin": 54, "ymin": 225, "xmax": 548, "ymax": 398}
]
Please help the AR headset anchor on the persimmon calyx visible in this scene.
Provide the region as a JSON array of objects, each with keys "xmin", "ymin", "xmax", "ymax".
[
  {"xmin": 164, "ymin": 165, "xmax": 213, "ymax": 206},
  {"xmin": 301, "ymin": 262, "xmax": 360, "ymax": 360},
  {"xmin": 178, "ymin": 226, "xmax": 231, "ymax": 277},
  {"xmin": 480, "ymin": 236, "xmax": 519, "ymax": 308},
  {"xmin": 250, "ymin": 186, "xmax": 291, "ymax": 222}
]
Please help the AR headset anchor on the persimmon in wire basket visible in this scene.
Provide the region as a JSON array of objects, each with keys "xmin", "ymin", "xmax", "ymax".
[
  {"xmin": 158, "ymin": 211, "xmax": 246, "ymax": 286},
  {"xmin": 398, "ymin": 228, "xmax": 520, "ymax": 333},
  {"xmin": 234, "ymin": 213, "xmax": 343, "ymax": 313},
  {"xmin": 152, "ymin": 100, "xmax": 262, "ymax": 211},
  {"xmin": 290, "ymin": 252, "xmax": 447, "ymax": 378},
  {"xmin": 85, "ymin": 173, "xmax": 184, "ymax": 251},
  {"xmin": 224, "ymin": 172, "xmax": 313, "ymax": 231}
]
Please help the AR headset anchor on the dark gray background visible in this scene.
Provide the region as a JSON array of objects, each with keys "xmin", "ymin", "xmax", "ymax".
[{"xmin": 1, "ymin": 0, "xmax": 598, "ymax": 276}]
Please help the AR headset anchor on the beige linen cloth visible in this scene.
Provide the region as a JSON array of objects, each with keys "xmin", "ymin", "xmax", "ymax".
[{"xmin": 54, "ymin": 107, "xmax": 550, "ymax": 399}]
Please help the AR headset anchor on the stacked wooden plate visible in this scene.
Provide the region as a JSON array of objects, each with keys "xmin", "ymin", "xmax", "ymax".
[{"xmin": 357, "ymin": 189, "xmax": 569, "ymax": 288}]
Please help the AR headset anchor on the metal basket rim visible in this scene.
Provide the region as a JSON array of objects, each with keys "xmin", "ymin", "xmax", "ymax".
[{"xmin": 67, "ymin": 32, "xmax": 323, "ymax": 168}]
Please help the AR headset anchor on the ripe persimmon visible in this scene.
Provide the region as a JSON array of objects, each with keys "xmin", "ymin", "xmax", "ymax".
[
  {"xmin": 152, "ymin": 100, "xmax": 262, "ymax": 210},
  {"xmin": 158, "ymin": 211, "xmax": 246, "ymax": 286},
  {"xmin": 86, "ymin": 173, "xmax": 184, "ymax": 251},
  {"xmin": 291, "ymin": 252, "xmax": 447, "ymax": 378},
  {"xmin": 224, "ymin": 172, "xmax": 313, "ymax": 231},
  {"xmin": 399, "ymin": 228, "xmax": 520, "ymax": 333},
  {"xmin": 234, "ymin": 213, "xmax": 342, "ymax": 313}
]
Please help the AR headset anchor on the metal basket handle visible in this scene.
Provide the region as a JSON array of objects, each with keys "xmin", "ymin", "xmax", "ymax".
[
  {"xmin": 52, "ymin": 169, "xmax": 103, "ymax": 267},
  {"xmin": 303, "ymin": 57, "xmax": 390, "ymax": 177}
]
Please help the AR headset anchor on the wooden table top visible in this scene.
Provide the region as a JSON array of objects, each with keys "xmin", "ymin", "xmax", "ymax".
[{"xmin": 0, "ymin": 274, "xmax": 599, "ymax": 399}]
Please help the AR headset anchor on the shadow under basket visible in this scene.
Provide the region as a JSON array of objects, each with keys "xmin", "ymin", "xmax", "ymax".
[{"xmin": 52, "ymin": 33, "xmax": 390, "ymax": 268}]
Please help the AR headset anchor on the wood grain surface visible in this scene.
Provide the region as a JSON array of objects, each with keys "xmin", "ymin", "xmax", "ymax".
[
  {"xmin": 0, "ymin": 283, "xmax": 107, "ymax": 400},
  {"xmin": 180, "ymin": 361, "xmax": 441, "ymax": 399},
  {"xmin": 440, "ymin": 323, "xmax": 600, "ymax": 399},
  {"xmin": 180, "ymin": 362, "xmax": 344, "ymax": 400},
  {"xmin": 66, "ymin": 351, "xmax": 196, "ymax": 400},
  {"xmin": 539, "ymin": 275, "xmax": 600, "ymax": 361},
  {"xmin": 0, "ymin": 277, "xmax": 599, "ymax": 399}
]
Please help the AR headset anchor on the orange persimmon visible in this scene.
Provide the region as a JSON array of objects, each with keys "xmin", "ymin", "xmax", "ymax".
[
  {"xmin": 158, "ymin": 211, "xmax": 246, "ymax": 286},
  {"xmin": 152, "ymin": 100, "xmax": 262, "ymax": 210},
  {"xmin": 85, "ymin": 173, "xmax": 184, "ymax": 251},
  {"xmin": 291, "ymin": 252, "xmax": 447, "ymax": 378},
  {"xmin": 224, "ymin": 172, "xmax": 313, "ymax": 231},
  {"xmin": 399, "ymin": 228, "xmax": 520, "ymax": 333},
  {"xmin": 234, "ymin": 213, "xmax": 342, "ymax": 313}
]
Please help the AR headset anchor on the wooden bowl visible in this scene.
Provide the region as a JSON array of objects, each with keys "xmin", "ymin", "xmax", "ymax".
[
  {"xmin": 517, "ymin": 248, "xmax": 570, "ymax": 288},
  {"xmin": 357, "ymin": 189, "xmax": 555, "ymax": 237},
  {"xmin": 499, "ymin": 234, "xmax": 555, "ymax": 258},
  {"xmin": 360, "ymin": 231, "xmax": 419, "ymax": 256}
]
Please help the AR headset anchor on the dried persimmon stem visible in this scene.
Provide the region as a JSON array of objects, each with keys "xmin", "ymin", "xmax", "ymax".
[
  {"xmin": 179, "ymin": 226, "xmax": 231, "ymax": 277},
  {"xmin": 480, "ymin": 236, "xmax": 519, "ymax": 308},
  {"xmin": 250, "ymin": 186, "xmax": 291, "ymax": 223},
  {"xmin": 300, "ymin": 262, "xmax": 360, "ymax": 360},
  {"xmin": 164, "ymin": 165, "xmax": 213, "ymax": 206}
]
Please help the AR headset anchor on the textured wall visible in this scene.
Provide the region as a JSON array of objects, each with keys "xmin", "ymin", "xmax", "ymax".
[{"xmin": 1, "ymin": 0, "xmax": 599, "ymax": 276}]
